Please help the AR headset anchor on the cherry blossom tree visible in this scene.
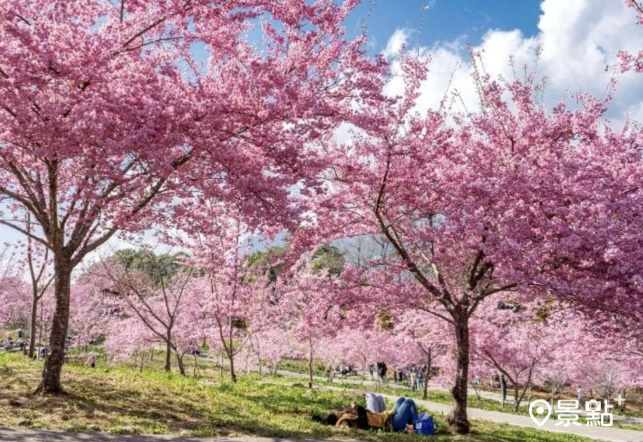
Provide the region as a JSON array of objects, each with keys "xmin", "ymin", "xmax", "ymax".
[
  {"xmin": 67, "ymin": 280, "xmax": 110, "ymax": 350},
  {"xmin": 103, "ymin": 316, "xmax": 159, "ymax": 371},
  {"xmin": 0, "ymin": 0, "xmax": 383, "ymax": 393},
  {"xmin": 23, "ymin": 217, "xmax": 54, "ymax": 358},
  {"xmin": 396, "ymin": 310, "xmax": 451, "ymax": 399},
  {"xmin": 249, "ymin": 328, "xmax": 302, "ymax": 376},
  {"xmin": 316, "ymin": 52, "xmax": 643, "ymax": 433},
  {"xmin": 470, "ymin": 299, "xmax": 587, "ymax": 411},
  {"xmin": 185, "ymin": 221, "xmax": 269, "ymax": 383},
  {"xmin": 95, "ymin": 250, "xmax": 194, "ymax": 375},
  {"xmin": 271, "ymin": 257, "xmax": 345, "ymax": 388},
  {"xmin": 566, "ymin": 324, "xmax": 643, "ymax": 405},
  {"xmin": 620, "ymin": 0, "xmax": 643, "ymax": 72},
  {"xmin": 0, "ymin": 222, "xmax": 54, "ymax": 358}
]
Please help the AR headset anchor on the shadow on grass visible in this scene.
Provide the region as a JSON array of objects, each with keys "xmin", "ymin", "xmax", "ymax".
[
  {"xmin": 1, "ymin": 365, "xmax": 345, "ymax": 439},
  {"xmin": 1, "ymin": 427, "xmax": 334, "ymax": 442}
]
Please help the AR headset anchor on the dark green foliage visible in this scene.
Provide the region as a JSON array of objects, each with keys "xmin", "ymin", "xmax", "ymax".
[
  {"xmin": 245, "ymin": 245, "xmax": 288, "ymax": 283},
  {"xmin": 112, "ymin": 249, "xmax": 189, "ymax": 287},
  {"xmin": 311, "ymin": 244, "xmax": 345, "ymax": 276}
]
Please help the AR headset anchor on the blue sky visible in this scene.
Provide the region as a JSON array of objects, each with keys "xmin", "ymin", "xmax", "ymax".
[
  {"xmin": 346, "ymin": 0, "xmax": 643, "ymax": 123},
  {"xmin": 347, "ymin": 0, "xmax": 543, "ymax": 50}
]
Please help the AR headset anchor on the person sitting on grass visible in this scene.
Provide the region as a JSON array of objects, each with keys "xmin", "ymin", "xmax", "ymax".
[
  {"xmin": 390, "ymin": 397, "xmax": 419, "ymax": 432},
  {"xmin": 313, "ymin": 402, "xmax": 391, "ymax": 430},
  {"xmin": 312, "ymin": 396, "xmax": 419, "ymax": 432}
]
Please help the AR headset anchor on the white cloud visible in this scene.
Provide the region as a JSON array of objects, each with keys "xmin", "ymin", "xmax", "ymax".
[
  {"xmin": 383, "ymin": 28, "xmax": 413, "ymax": 58},
  {"xmin": 384, "ymin": 0, "xmax": 643, "ymax": 122}
]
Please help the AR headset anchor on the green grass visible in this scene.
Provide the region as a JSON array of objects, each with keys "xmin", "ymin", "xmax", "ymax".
[
  {"xmin": 0, "ymin": 351, "xmax": 618, "ymax": 441},
  {"xmin": 277, "ymin": 357, "xmax": 328, "ymax": 377}
]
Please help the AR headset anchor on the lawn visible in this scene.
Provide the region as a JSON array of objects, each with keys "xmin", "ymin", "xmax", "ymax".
[
  {"xmin": 267, "ymin": 358, "xmax": 643, "ymax": 431},
  {"xmin": 0, "ymin": 351, "xmax": 604, "ymax": 441}
]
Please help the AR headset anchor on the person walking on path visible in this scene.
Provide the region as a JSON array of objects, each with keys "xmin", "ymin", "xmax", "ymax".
[
  {"xmin": 577, "ymin": 385, "xmax": 585, "ymax": 409},
  {"xmin": 376, "ymin": 362, "xmax": 387, "ymax": 386}
]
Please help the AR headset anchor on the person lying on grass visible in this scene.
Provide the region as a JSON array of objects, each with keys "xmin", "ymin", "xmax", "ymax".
[{"xmin": 312, "ymin": 397, "xmax": 419, "ymax": 432}]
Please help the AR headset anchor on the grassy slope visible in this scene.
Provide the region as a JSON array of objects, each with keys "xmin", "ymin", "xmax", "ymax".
[{"xmin": 0, "ymin": 352, "xmax": 601, "ymax": 441}]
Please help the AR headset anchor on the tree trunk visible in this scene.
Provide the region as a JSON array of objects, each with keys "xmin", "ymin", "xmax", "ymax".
[
  {"xmin": 38, "ymin": 305, "xmax": 44, "ymax": 356},
  {"xmin": 176, "ymin": 352, "xmax": 186, "ymax": 376},
  {"xmin": 308, "ymin": 338, "xmax": 314, "ymax": 389},
  {"xmin": 28, "ymin": 297, "xmax": 38, "ymax": 359},
  {"xmin": 256, "ymin": 339, "xmax": 262, "ymax": 376},
  {"xmin": 228, "ymin": 350, "xmax": 237, "ymax": 383},
  {"xmin": 423, "ymin": 348, "xmax": 432, "ymax": 400},
  {"xmin": 193, "ymin": 354, "xmax": 199, "ymax": 377},
  {"xmin": 37, "ymin": 261, "xmax": 71, "ymax": 394},
  {"xmin": 164, "ymin": 340, "xmax": 172, "ymax": 372},
  {"xmin": 448, "ymin": 310, "xmax": 471, "ymax": 434}
]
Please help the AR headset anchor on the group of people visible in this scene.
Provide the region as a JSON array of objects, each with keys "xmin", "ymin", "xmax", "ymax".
[
  {"xmin": 367, "ymin": 362, "xmax": 428, "ymax": 391},
  {"xmin": 313, "ymin": 393, "xmax": 425, "ymax": 433},
  {"xmin": 396, "ymin": 366, "xmax": 425, "ymax": 391},
  {"xmin": 2, "ymin": 329, "xmax": 26, "ymax": 352},
  {"xmin": 1, "ymin": 332, "xmax": 97, "ymax": 367},
  {"xmin": 337, "ymin": 363, "xmax": 358, "ymax": 376}
]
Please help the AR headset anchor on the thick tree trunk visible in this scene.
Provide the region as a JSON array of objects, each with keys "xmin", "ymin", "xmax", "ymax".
[
  {"xmin": 28, "ymin": 298, "xmax": 38, "ymax": 359},
  {"xmin": 448, "ymin": 311, "xmax": 471, "ymax": 434},
  {"xmin": 37, "ymin": 261, "xmax": 71, "ymax": 394}
]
